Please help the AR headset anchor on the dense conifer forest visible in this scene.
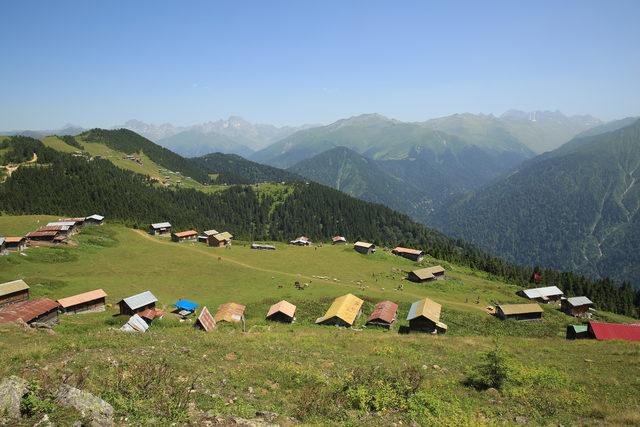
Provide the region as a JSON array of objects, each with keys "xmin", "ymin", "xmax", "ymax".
[{"xmin": 1, "ymin": 135, "xmax": 639, "ymax": 317}]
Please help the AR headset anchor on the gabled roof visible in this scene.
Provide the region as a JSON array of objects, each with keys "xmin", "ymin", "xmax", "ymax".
[
  {"xmin": 565, "ymin": 296, "xmax": 593, "ymax": 307},
  {"xmin": 173, "ymin": 230, "xmax": 197, "ymax": 238},
  {"xmin": 47, "ymin": 221, "xmax": 76, "ymax": 227},
  {"xmin": 60, "ymin": 217, "xmax": 85, "ymax": 223},
  {"xmin": 409, "ymin": 266, "xmax": 445, "ymax": 280},
  {"xmin": 121, "ymin": 314, "xmax": 148, "ymax": 332},
  {"xmin": 589, "ymin": 321, "xmax": 640, "ymax": 341},
  {"xmin": 151, "ymin": 222, "xmax": 172, "ymax": 229},
  {"xmin": 174, "ymin": 299, "xmax": 198, "ymax": 311},
  {"xmin": 139, "ymin": 307, "xmax": 165, "ymax": 321},
  {"xmin": 119, "ymin": 291, "xmax": 158, "ymax": 310},
  {"xmin": 497, "ymin": 303, "xmax": 543, "ymax": 315},
  {"xmin": 57, "ymin": 289, "xmax": 107, "ymax": 308},
  {"xmin": 267, "ymin": 300, "xmax": 296, "ymax": 319},
  {"xmin": 332, "ymin": 236, "xmax": 346, "ymax": 242},
  {"xmin": 86, "ymin": 214, "xmax": 105, "ymax": 221},
  {"xmin": 37, "ymin": 225, "xmax": 70, "ymax": 232},
  {"xmin": 0, "ymin": 279, "xmax": 29, "ymax": 297},
  {"xmin": 4, "ymin": 237, "xmax": 26, "ymax": 243},
  {"xmin": 393, "ymin": 247, "xmax": 424, "ymax": 256},
  {"xmin": 0, "ymin": 298, "xmax": 59, "ymax": 324},
  {"xmin": 569, "ymin": 324, "xmax": 588, "ymax": 334},
  {"xmin": 521, "ymin": 286, "xmax": 563, "ymax": 299},
  {"xmin": 203, "ymin": 229, "xmax": 219, "ymax": 236},
  {"xmin": 196, "ymin": 306, "xmax": 216, "ymax": 331},
  {"xmin": 212, "ymin": 231, "xmax": 233, "ymax": 241},
  {"xmin": 315, "ymin": 294, "xmax": 364, "ymax": 326},
  {"xmin": 26, "ymin": 231, "xmax": 59, "ymax": 238},
  {"xmin": 214, "ymin": 302, "xmax": 245, "ymax": 323},
  {"xmin": 354, "ymin": 241, "xmax": 374, "ymax": 249},
  {"xmin": 367, "ymin": 300, "xmax": 398, "ymax": 324},
  {"xmin": 407, "ymin": 298, "xmax": 441, "ymax": 323}
]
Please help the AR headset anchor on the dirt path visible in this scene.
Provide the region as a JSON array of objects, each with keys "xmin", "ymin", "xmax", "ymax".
[{"xmin": 2, "ymin": 152, "xmax": 38, "ymax": 180}]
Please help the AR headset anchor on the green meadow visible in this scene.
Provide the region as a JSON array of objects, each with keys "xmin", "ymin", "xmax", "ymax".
[{"xmin": 0, "ymin": 216, "xmax": 639, "ymax": 425}]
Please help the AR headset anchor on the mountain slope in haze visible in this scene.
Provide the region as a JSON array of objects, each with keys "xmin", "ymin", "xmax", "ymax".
[
  {"xmin": 430, "ymin": 119, "xmax": 640, "ymax": 287},
  {"xmin": 0, "ymin": 124, "xmax": 85, "ymax": 139},
  {"xmin": 499, "ymin": 110, "xmax": 602, "ymax": 153},
  {"xmin": 193, "ymin": 152, "xmax": 303, "ymax": 184},
  {"xmin": 288, "ymin": 146, "xmax": 428, "ymax": 215},
  {"xmin": 157, "ymin": 129, "xmax": 255, "ymax": 158},
  {"xmin": 119, "ymin": 117, "xmax": 316, "ymax": 154},
  {"xmin": 260, "ymin": 114, "xmax": 535, "ymax": 218}
]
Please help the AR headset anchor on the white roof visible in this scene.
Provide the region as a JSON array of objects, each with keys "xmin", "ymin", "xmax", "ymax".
[
  {"xmin": 0, "ymin": 238, "xmax": 4, "ymax": 246},
  {"xmin": 151, "ymin": 222, "xmax": 171, "ymax": 229},
  {"xmin": 86, "ymin": 214, "xmax": 104, "ymax": 221},
  {"xmin": 203, "ymin": 229, "xmax": 219, "ymax": 236},
  {"xmin": 120, "ymin": 314, "xmax": 148, "ymax": 332},
  {"xmin": 47, "ymin": 221, "xmax": 76, "ymax": 227},
  {"xmin": 566, "ymin": 296, "xmax": 593, "ymax": 307},
  {"xmin": 522, "ymin": 286, "xmax": 563, "ymax": 299},
  {"xmin": 121, "ymin": 291, "xmax": 158, "ymax": 310}
]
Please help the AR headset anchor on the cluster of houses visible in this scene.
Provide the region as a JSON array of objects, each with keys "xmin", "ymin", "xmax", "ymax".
[
  {"xmin": 0, "ymin": 214, "xmax": 104, "ymax": 254},
  {"xmin": 149, "ymin": 222, "xmax": 235, "ymax": 248}
]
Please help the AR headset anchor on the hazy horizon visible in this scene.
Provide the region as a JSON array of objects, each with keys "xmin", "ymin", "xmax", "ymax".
[{"xmin": 2, "ymin": 0, "xmax": 639, "ymax": 129}]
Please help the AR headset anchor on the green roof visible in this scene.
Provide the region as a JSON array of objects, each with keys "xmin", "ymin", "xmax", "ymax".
[{"xmin": 570, "ymin": 324, "xmax": 588, "ymax": 333}]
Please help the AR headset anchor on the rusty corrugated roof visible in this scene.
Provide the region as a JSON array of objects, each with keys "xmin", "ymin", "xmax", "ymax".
[
  {"xmin": 366, "ymin": 300, "xmax": 398, "ymax": 325},
  {"xmin": 57, "ymin": 289, "xmax": 107, "ymax": 308},
  {"xmin": 27, "ymin": 231, "xmax": 59, "ymax": 238},
  {"xmin": 0, "ymin": 280, "xmax": 29, "ymax": 297},
  {"xmin": 266, "ymin": 300, "xmax": 296, "ymax": 319},
  {"xmin": 196, "ymin": 306, "xmax": 216, "ymax": 332},
  {"xmin": 214, "ymin": 302, "xmax": 245, "ymax": 323},
  {"xmin": 173, "ymin": 230, "xmax": 198, "ymax": 238},
  {"xmin": 316, "ymin": 294, "xmax": 364, "ymax": 326},
  {"xmin": 0, "ymin": 298, "xmax": 58, "ymax": 324},
  {"xmin": 37, "ymin": 225, "xmax": 69, "ymax": 232}
]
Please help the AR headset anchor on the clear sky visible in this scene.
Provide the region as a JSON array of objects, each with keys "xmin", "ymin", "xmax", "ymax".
[{"xmin": 1, "ymin": 0, "xmax": 639, "ymax": 129}]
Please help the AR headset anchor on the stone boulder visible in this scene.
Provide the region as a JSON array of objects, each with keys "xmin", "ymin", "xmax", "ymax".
[
  {"xmin": 56, "ymin": 385, "xmax": 114, "ymax": 427},
  {"xmin": 0, "ymin": 375, "xmax": 28, "ymax": 420}
]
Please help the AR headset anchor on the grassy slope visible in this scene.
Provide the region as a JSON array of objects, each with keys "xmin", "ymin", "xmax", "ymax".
[{"xmin": 0, "ymin": 216, "xmax": 638, "ymax": 425}]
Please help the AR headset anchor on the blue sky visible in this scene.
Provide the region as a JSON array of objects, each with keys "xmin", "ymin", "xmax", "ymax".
[{"xmin": 1, "ymin": 0, "xmax": 639, "ymax": 129}]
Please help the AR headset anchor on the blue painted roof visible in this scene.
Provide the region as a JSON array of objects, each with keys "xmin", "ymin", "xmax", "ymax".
[{"xmin": 175, "ymin": 299, "xmax": 198, "ymax": 311}]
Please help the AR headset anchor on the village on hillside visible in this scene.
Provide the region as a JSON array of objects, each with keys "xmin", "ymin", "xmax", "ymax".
[{"xmin": 2, "ymin": 216, "xmax": 638, "ymax": 342}]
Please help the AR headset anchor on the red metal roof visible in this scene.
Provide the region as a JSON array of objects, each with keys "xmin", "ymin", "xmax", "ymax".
[
  {"xmin": 366, "ymin": 300, "xmax": 398, "ymax": 324},
  {"xmin": 196, "ymin": 306, "xmax": 216, "ymax": 332},
  {"xmin": 139, "ymin": 308, "xmax": 165, "ymax": 321},
  {"xmin": 589, "ymin": 321, "xmax": 640, "ymax": 341},
  {"xmin": 0, "ymin": 298, "xmax": 59, "ymax": 324}
]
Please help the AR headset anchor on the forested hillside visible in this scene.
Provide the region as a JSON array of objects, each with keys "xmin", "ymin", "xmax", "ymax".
[
  {"xmin": 1, "ymin": 135, "xmax": 639, "ymax": 317},
  {"xmin": 431, "ymin": 119, "xmax": 640, "ymax": 287},
  {"xmin": 79, "ymin": 128, "xmax": 210, "ymax": 183},
  {"xmin": 193, "ymin": 152, "xmax": 302, "ymax": 184}
]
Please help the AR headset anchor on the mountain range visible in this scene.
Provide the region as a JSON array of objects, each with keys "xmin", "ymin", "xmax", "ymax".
[{"xmin": 429, "ymin": 118, "xmax": 640, "ymax": 286}]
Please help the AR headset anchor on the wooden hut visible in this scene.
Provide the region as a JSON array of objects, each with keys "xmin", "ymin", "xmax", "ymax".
[
  {"xmin": 0, "ymin": 298, "xmax": 59, "ymax": 327},
  {"xmin": 353, "ymin": 241, "xmax": 375, "ymax": 255},
  {"xmin": 26, "ymin": 230, "xmax": 59, "ymax": 242},
  {"xmin": 392, "ymin": 247, "xmax": 424, "ymax": 262},
  {"xmin": 149, "ymin": 222, "xmax": 172, "ymax": 235},
  {"xmin": 366, "ymin": 300, "xmax": 398, "ymax": 329},
  {"xmin": 561, "ymin": 296, "xmax": 593, "ymax": 318},
  {"xmin": 208, "ymin": 231, "xmax": 233, "ymax": 247},
  {"xmin": 407, "ymin": 298, "xmax": 448, "ymax": 333},
  {"xmin": 566, "ymin": 324, "xmax": 590, "ymax": 340},
  {"xmin": 251, "ymin": 243, "xmax": 276, "ymax": 250},
  {"xmin": 266, "ymin": 300, "xmax": 296, "ymax": 323},
  {"xmin": 56, "ymin": 289, "xmax": 107, "ymax": 314},
  {"xmin": 4, "ymin": 237, "xmax": 26, "ymax": 252},
  {"xmin": 117, "ymin": 291, "xmax": 158, "ymax": 316},
  {"xmin": 0, "ymin": 279, "xmax": 30, "ymax": 307},
  {"xmin": 214, "ymin": 302, "xmax": 245, "ymax": 324},
  {"xmin": 518, "ymin": 286, "xmax": 564, "ymax": 303},
  {"xmin": 85, "ymin": 214, "xmax": 105, "ymax": 225},
  {"xmin": 332, "ymin": 236, "xmax": 347, "ymax": 245},
  {"xmin": 496, "ymin": 303, "xmax": 543, "ymax": 321},
  {"xmin": 195, "ymin": 306, "xmax": 216, "ymax": 332},
  {"xmin": 315, "ymin": 294, "xmax": 364, "ymax": 327},
  {"xmin": 289, "ymin": 236, "xmax": 311, "ymax": 246},
  {"xmin": 407, "ymin": 266, "xmax": 445, "ymax": 283},
  {"xmin": 171, "ymin": 230, "xmax": 198, "ymax": 242},
  {"xmin": 47, "ymin": 221, "xmax": 77, "ymax": 234},
  {"xmin": 60, "ymin": 217, "xmax": 86, "ymax": 228}
]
